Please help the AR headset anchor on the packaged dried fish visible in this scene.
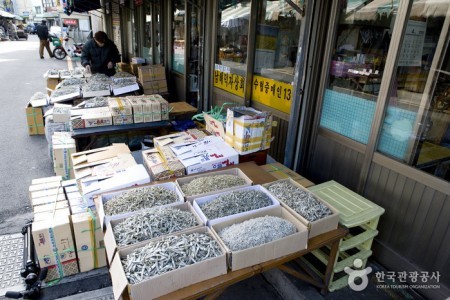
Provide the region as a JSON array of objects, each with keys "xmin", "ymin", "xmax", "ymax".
[
  {"xmin": 218, "ymin": 216, "xmax": 297, "ymax": 251},
  {"xmin": 113, "ymin": 207, "xmax": 198, "ymax": 246},
  {"xmin": 56, "ymin": 78, "xmax": 85, "ymax": 89},
  {"xmin": 266, "ymin": 181, "xmax": 333, "ymax": 222},
  {"xmin": 103, "ymin": 186, "xmax": 178, "ymax": 216},
  {"xmin": 84, "ymin": 96, "xmax": 109, "ymax": 108}
]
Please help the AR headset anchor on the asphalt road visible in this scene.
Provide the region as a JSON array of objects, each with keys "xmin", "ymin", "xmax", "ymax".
[{"xmin": 0, "ymin": 35, "xmax": 79, "ymax": 234}]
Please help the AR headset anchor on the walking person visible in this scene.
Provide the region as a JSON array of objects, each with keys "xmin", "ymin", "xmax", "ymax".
[
  {"xmin": 36, "ymin": 20, "xmax": 53, "ymax": 59},
  {"xmin": 81, "ymin": 31, "xmax": 120, "ymax": 76}
]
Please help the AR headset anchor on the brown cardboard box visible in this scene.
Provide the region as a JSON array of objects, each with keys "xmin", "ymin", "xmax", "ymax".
[
  {"xmin": 108, "ymin": 98, "xmax": 133, "ymax": 116},
  {"xmin": 138, "ymin": 64, "xmax": 166, "ymax": 83},
  {"xmin": 29, "ymin": 181, "xmax": 62, "ymax": 201},
  {"xmin": 25, "ymin": 105, "xmax": 45, "ymax": 135},
  {"xmin": 71, "ymin": 211, "xmax": 107, "ymax": 272},
  {"xmin": 109, "ymin": 227, "xmax": 227, "ymax": 300},
  {"xmin": 33, "ymin": 200, "xmax": 69, "ymax": 214},
  {"xmin": 142, "ymin": 150, "xmax": 185, "ymax": 181},
  {"xmin": 117, "ymin": 63, "xmax": 132, "ymax": 73},
  {"xmin": 31, "ymin": 193, "xmax": 67, "ymax": 207},
  {"xmin": 32, "ymin": 211, "xmax": 79, "ymax": 282},
  {"xmin": 52, "ymin": 132, "xmax": 76, "ymax": 180},
  {"xmin": 47, "ymin": 78, "xmax": 60, "ymax": 95},
  {"xmin": 263, "ymin": 178, "xmax": 340, "ymax": 238},
  {"xmin": 104, "ymin": 202, "xmax": 204, "ymax": 265},
  {"xmin": 210, "ymin": 206, "xmax": 308, "ymax": 271},
  {"xmin": 260, "ymin": 162, "xmax": 314, "ymax": 188},
  {"xmin": 130, "ymin": 63, "xmax": 143, "ymax": 76}
]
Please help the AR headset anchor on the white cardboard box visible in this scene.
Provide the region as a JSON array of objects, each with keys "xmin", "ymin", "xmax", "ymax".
[
  {"xmin": 264, "ymin": 178, "xmax": 340, "ymax": 238},
  {"xmin": 104, "ymin": 202, "xmax": 204, "ymax": 265},
  {"xmin": 95, "ymin": 181, "xmax": 183, "ymax": 230},
  {"xmin": 108, "ymin": 97, "xmax": 133, "ymax": 116},
  {"xmin": 211, "ymin": 206, "xmax": 308, "ymax": 271},
  {"xmin": 109, "ymin": 227, "xmax": 227, "ymax": 300},
  {"xmin": 31, "ymin": 193, "xmax": 67, "ymax": 207},
  {"xmin": 176, "ymin": 168, "xmax": 253, "ymax": 202},
  {"xmin": 112, "ymin": 83, "xmax": 140, "ymax": 96},
  {"xmin": 193, "ymin": 185, "xmax": 280, "ymax": 226}
]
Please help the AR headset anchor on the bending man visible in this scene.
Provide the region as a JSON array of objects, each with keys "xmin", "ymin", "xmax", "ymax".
[{"xmin": 81, "ymin": 31, "xmax": 120, "ymax": 76}]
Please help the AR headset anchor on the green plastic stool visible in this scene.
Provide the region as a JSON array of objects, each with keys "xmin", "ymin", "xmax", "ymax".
[{"xmin": 306, "ymin": 180, "xmax": 385, "ymax": 291}]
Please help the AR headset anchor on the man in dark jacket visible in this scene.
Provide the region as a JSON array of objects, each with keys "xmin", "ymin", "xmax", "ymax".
[
  {"xmin": 81, "ymin": 31, "xmax": 120, "ymax": 76},
  {"xmin": 36, "ymin": 20, "xmax": 53, "ymax": 59}
]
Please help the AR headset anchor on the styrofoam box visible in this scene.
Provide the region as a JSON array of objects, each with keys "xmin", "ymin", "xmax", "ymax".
[
  {"xmin": 263, "ymin": 178, "xmax": 340, "ymax": 238},
  {"xmin": 110, "ymin": 226, "xmax": 227, "ymax": 300},
  {"xmin": 112, "ymin": 83, "xmax": 140, "ymax": 96},
  {"xmin": 82, "ymin": 88, "xmax": 111, "ymax": 98},
  {"xmin": 211, "ymin": 205, "xmax": 308, "ymax": 271},
  {"xmin": 175, "ymin": 168, "xmax": 253, "ymax": 202},
  {"xmin": 95, "ymin": 182, "xmax": 184, "ymax": 230},
  {"xmin": 104, "ymin": 202, "xmax": 204, "ymax": 265},
  {"xmin": 193, "ymin": 185, "xmax": 280, "ymax": 227}
]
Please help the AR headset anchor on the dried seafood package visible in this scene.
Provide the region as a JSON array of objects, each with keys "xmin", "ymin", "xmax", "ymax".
[
  {"xmin": 50, "ymin": 86, "xmax": 81, "ymax": 103},
  {"xmin": 82, "ymin": 82, "xmax": 111, "ymax": 98}
]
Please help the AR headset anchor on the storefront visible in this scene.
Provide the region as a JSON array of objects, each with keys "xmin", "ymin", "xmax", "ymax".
[{"xmin": 101, "ymin": 0, "xmax": 449, "ymax": 297}]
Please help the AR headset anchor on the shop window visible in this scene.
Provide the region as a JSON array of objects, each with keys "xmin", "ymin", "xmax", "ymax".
[
  {"xmin": 214, "ymin": 0, "xmax": 251, "ymax": 97},
  {"xmin": 377, "ymin": 1, "xmax": 450, "ymax": 181},
  {"xmin": 144, "ymin": 2, "xmax": 163, "ymax": 64},
  {"xmin": 172, "ymin": 0, "xmax": 185, "ymax": 74},
  {"xmin": 320, "ymin": 0, "xmax": 398, "ymax": 144},
  {"xmin": 251, "ymin": 0, "xmax": 303, "ymax": 114}
]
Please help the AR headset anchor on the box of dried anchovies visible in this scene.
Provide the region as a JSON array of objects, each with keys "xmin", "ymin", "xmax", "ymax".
[
  {"xmin": 95, "ymin": 181, "xmax": 184, "ymax": 230},
  {"xmin": 210, "ymin": 205, "xmax": 308, "ymax": 271},
  {"xmin": 109, "ymin": 226, "xmax": 227, "ymax": 300},
  {"xmin": 104, "ymin": 202, "xmax": 204, "ymax": 265},
  {"xmin": 176, "ymin": 167, "xmax": 253, "ymax": 202},
  {"xmin": 193, "ymin": 185, "xmax": 280, "ymax": 227},
  {"xmin": 263, "ymin": 178, "xmax": 339, "ymax": 238}
]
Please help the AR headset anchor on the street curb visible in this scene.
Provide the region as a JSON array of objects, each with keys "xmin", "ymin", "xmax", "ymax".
[{"xmin": 263, "ymin": 269, "xmax": 309, "ymax": 300}]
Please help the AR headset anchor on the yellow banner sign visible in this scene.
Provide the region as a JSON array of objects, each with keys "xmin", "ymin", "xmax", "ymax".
[
  {"xmin": 213, "ymin": 70, "xmax": 245, "ymax": 97},
  {"xmin": 251, "ymin": 75, "xmax": 293, "ymax": 114}
]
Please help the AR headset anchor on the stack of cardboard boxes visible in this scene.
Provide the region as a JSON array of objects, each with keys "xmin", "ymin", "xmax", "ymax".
[{"xmin": 138, "ymin": 65, "xmax": 168, "ymax": 95}]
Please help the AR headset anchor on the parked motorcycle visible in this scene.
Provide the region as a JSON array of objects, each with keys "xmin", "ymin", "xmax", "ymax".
[{"xmin": 49, "ymin": 34, "xmax": 84, "ymax": 60}]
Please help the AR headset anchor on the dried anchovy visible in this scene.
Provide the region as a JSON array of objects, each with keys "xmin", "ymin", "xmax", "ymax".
[
  {"xmin": 51, "ymin": 86, "xmax": 80, "ymax": 97},
  {"xmin": 47, "ymin": 69, "xmax": 59, "ymax": 77},
  {"xmin": 181, "ymin": 175, "xmax": 246, "ymax": 196},
  {"xmin": 103, "ymin": 186, "xmax": 178, "ymax": 216},
  {"xmin": 71, "ymin": 68, "xmax": 84, "ymax": 77},
  {"xmin": 57, "ymin": 78, "xmax": 85, "ymax": 88},
  {"xmin": 87, "ymin": 73, "xmax": 112, "ymax": 83},
  {"xmin": 122, "ymin": 232, "xmax": 222, "ymax": 284},
  {"xmin": 219, "ymin": 216, "xmax": 297, "ymax": 251},
  {"xmin": 83, "ymin": 82, "xmax": 110, "ymax": 92},
  {"xmin": 112, "ymin": 78, "xmax": 137, "ymax": 88},
  {"xmin": 59, "ymin": 70, "xmax": 72, "ymax": 78},
  {"xmin": 30, "ymin": 92, "xmax": 47, "ymax": 101},
  {"xmin": 113, "ymin": 71, "xmax": 135, "ymax": 79},
  {"xmin": 84, "ymin": 96, "xmax": 109, "ymax": 108},
  {"xmin": 113, "ymin": 207, "xmax": 198, "ymax": 246},
  {"xmin": 266, "ymin": 181, "xmax": 332, "ymax": 222},
  {"xmin": 199, "ymin": 189, "xmax": 272, "ymax": 220}
]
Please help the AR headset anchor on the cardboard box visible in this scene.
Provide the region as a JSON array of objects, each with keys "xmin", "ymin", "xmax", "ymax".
[
  {"xmin": 176, "ymin": 168, "xmax": 253, "ymax": 202},
  {"xmin": 128, "ymin": 98, "xmax": 144, "ymax": 123},
  {"xmin": 52, "ymin": 132, "xmax": 76, "ymax": 180},
  {"xmin": 29, "ymin": 181, "xmax": 62, "ymax": 200},
  {"xmin": 71, "ymin": 211, "xmax": 107, "ymax": 273},
  {"xmin": 79, "ymin": 163, "xmax": 149, "ymax": 201},
  {"xmin": 50, "ymin": 86, "xmax": 82, "ymax": 104},
  {"xmin": 193, "ymin": 185, "xmax": 280, "ymax": 226},
  {"xmin": 31, "ymin": 193, "xmax": 66, "ymax": 207},
  {"xmin": 104, "ymin": 202, "xmax": 204, "ymax": 265},
  {"xmin": 33, "ymin": 200, "xmax": 69, "ymax": 214},
  {"xmin": 117, "ymin": 63, "xmax": 132, "ymax": 73},
  {"xmin": 263, "ymin": 178, "xmax": 340, "ymax": 238},
  {"xmin": 71, "ymin": 143, "xmax": 131, "ymax": 180},
  {"xmin": 108, "ymin": 98, "xmax": 133, "ymax": 116},
  {"xmin": 32, "ymin": 212, "xmax": 79, "ymax": 282},
  {"xmin": 225, "ymin": 107, "xmax": 273, "ymax": 155},
  {"xmin": 95, "ymin": 181, "xmax": 183, "ymax": 230},
  {"xmin": 82, "ymin": 83, "xmax": 111, "ymax": 98},
  {"xmin": 176, "ymin": 138, "xmax": 239, "ymax": 175},
  {"xmin": 26, "ymin": 105, "xmax": 45, "ymax": 135},
  {"xmin": 47, "ymin": 77, "xmax": 60, "ymax": 95},
  {"xmin": 204, "ymin": 113, "xmax": 226, "ymax": 139},
  {"xmin": 153, "ymin": 132, "xmax": 197, "ymax": 152},
  {"xmin": 138, "ymin": 64, "xmax": 166, "ymax": 83},
  {"xmin": 53, "ymin": 106, "xmax": 72, "ymax": 123},
  {"xmin": 260, "ymin": 162, "xmax": 314, "ymax": 188},
  {"xmin": 31, "ymin": 176, "xmax": 62, "ymax": 186},
  {"xmin": 130, "ymin": 62, "xmax": 143, "ymax": 76},
  {"xmin": 112, "ymin": 83, "xmax": 140, "ymax": 96},
  {"xmin": 30, "ymin": 187, "xmax": 64, "ymax": 200},
  {"xmin": 142, "ymin": 150, "xmax": 185, "ymax": 181},
  {"xmin": 83, "ymin": 111, "xmax": 113, "ymax": 128},
  {"xmin": 156, "ymin": 97, "xmax": 169, "ymax": 120},
  {"xmin": 211, "ymin": 206, "xmax": 308, "ymax": 271},
  {"xmin": 140, "ymin": 99, "xmax": 154, "ymax": 122},
  {"xmin": 109, "ymin": 227, "xmax": 227, "ymax": 300},
  {"xmin": 112, "ymin": 115, "xmax": 133, "ymax": 125},
  {"xmin": 34, "ymin": 207, "xmax": 71, "ymax": 222}
]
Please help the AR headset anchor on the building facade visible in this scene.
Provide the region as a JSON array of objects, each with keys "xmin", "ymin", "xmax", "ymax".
[{"xmin": 91, "ymin": 0, "xmax": 449, "ymax": 297}]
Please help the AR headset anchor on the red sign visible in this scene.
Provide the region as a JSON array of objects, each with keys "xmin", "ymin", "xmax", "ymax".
[
  {"xmin": 63, "ymin": 19, "xmax": 77, "ymax": 26},
  {"xmin": 135, "ymin": 0, "xmax": 143, "ymax": 5}
]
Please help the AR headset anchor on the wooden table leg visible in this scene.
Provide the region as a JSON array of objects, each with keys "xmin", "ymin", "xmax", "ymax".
[{"xmin": 321, "ymin": 239, "xmax": 340, "ymax": 295}]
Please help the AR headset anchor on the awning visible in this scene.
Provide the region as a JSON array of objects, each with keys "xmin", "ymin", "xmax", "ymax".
[
  {"xmin": 63, "ymin": 0, "xmax": 101, "ymax": 16},
  {"xmin": 0, "ymin": 10, "xmax": 15, "ymax": 19}
]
